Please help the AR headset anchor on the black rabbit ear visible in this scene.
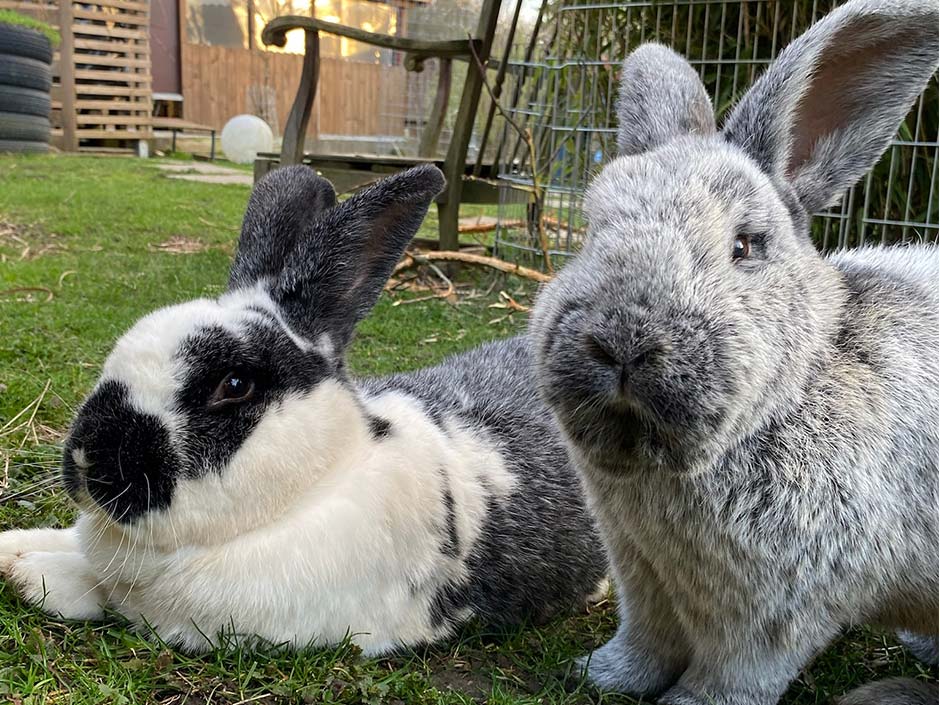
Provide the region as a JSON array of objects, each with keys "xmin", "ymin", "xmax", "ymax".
[
  {"xmin": 272, "ymin": 164, "xmax": 445, "ymax": 351},
  {"xmin": 722, "ymin": 0, "xmax": 939, "ymax": 213},
  {"xmin": 616, "ymin": 43, "xmax": 716, "ymax": 157},
  {"xmin": 228, "ymin": 165, "xmax": 337, "ymax": 291}
]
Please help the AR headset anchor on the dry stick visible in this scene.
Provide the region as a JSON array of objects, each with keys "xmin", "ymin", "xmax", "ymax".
[
  {"xmin": 0, "ymin": 286, "xmax": 54, "ymax": 302},
  {"xmin": 458, "ymin": 218, "xmax": 526, "ymax": 234},
  {"xmin": 467, "ymin": 38, "xmax": 555, "ymax": 275},
  {"xmin": 19, "ymin": 380, "xmax": 51, "ymax": 452},
  {"xmin": 393, "ymin": 261, "xmax": 456, "ymax": 306},
  {"xmin": 394, "ymin": 251, "xmax": 552, "ymax": 283}
]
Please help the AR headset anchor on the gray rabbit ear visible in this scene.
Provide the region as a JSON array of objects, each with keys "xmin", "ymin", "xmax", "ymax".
[
  {"xmin": 273, "ymin": 164, "xmax": 445, "ymax": 350},
  {"xmin": 617, "ymin": 43, "xmax": 716, "ymax": 156},
  {"xmin": 722, "ymin": 0, "xmax": 939, "ymax": 214},
  {"xmin": 229, "ymin": 165, "xmax": 337, "ymax": 291}
]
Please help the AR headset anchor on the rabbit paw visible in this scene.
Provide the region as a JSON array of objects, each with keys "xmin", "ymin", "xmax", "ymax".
[
  {"xmin": 0, "ymin": 528, "xmax": 106, "ymax": 620},
  {"xmin": 577, "ymin": 633, "xmax": 680, "ymax": 696},
  {"xmin": 0, "ymin": 527, "xmax": 81, "ymax": 572},
  {"xmin": 4, "ymin": 550, "xmax": 106, "ymax": 620}
]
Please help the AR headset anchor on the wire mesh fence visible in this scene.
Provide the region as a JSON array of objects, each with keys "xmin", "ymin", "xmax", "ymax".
[{"xmin": 492, "ymin": 0, "xmax": 939, "ymax": 266}]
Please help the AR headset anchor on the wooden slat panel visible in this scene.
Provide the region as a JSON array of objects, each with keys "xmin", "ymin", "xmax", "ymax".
[
  {"xmin": 73, "ymin": 9, "xmax": 149, "ymax": 25},
  {"xmin": 180, "ymin": 43, "xmax": 407, "ymax": 139}
]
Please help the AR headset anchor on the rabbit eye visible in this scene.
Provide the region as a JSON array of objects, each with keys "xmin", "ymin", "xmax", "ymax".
[
  {"xmin": 209, "ymin": 372, "xmax": 255, "ymax": 409},
  {"xmin": 732, "ymin": 234, "xmax": 751, "ymax": 260}
]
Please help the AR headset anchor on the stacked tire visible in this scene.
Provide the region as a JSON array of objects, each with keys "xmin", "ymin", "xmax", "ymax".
[{"xmin": 0, "ymin": 20, "xmax": 53, "ymax": 153}]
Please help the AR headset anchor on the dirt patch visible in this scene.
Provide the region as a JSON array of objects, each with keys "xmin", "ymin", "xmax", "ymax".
[
  {"xmin": 153, "ymin": 162, "xmax": 252, "ymax": 186},
  {"xmin": 0, "ymin": 220, "xmax": 66, "ymax": 261}
]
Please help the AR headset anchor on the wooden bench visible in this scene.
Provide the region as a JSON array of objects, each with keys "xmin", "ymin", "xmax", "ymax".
[
  {"xmin": 152, "ymin": 117, "xmax": 217, "ymax": 160},
  {"xmin": 256, "ymin": 0, "xmax": 509, "ymax": 250}
]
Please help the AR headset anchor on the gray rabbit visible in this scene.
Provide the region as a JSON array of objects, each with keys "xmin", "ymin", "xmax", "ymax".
[{"xmin": 530, "ymin": 0, "xmax": 939, "ymax": 703}]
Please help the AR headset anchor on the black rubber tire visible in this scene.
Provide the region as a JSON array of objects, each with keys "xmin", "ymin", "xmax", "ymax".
[
  {"xmin": 0, "ymin": 112, "xmax": 50, "ymax": 141},
  {"xmin": 0, "ymin": 84, "xmax": 50, "ymax": 117},
  {"xmin": 0, "ymin": 54, "xmax": 52, "ymax": 92},
  {"xmin": 0, "ymin": 139, "xmax": 48, "ymax": 153},
  {"xmin": 0, "ymin": 23, "xmax": 53, "ymax": 64}
]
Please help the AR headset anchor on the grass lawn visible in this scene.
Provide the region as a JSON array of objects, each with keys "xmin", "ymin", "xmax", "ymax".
[{"xmin": 0, "ymin": 154, "xmax": 934, "ymax": 704}]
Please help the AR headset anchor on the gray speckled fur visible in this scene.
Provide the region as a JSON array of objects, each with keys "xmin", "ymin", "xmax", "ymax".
[
  {"xmin": 530, "ymin": 1, "xmax": 939, "ymax": 703},
  {"xmin": 361, "ymin": 336, "xmax": 607, "ymax": 628}
]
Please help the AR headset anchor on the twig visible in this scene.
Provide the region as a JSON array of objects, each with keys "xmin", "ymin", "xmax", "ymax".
[
  {"xmin": 394, "ymin": 250, "xmax": 552, "ymax": 283},
  {"xmin": 458, "ymin": 218, "xmax": 526, "ymax": 234},
  {"xmin": 393, "ymin": 261, "xmax": 456, "ymax": 306},
  {"xmin": 18, "ymin": 379, "xmax": 51, "ymax": 451},
  {"xmin": 0, "ymin": 286, "xmax": 54, "ymax": 302}
]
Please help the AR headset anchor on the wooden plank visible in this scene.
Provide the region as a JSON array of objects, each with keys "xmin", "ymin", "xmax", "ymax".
[
  {"xmin": 59, "ymin": 0, "xmax": 77, "ymax": 150},
  {"xmin": 76, "ymin": 114, "xmax": 151, "ymax": 125},
  {"xmin": 75, "ymin": 38, "xmax": 151, "ymax": 56},
  {"xmin": 71, "ymin": 23, "xmax": 147, "ymax": 40},
  {"xmin": 152, "ymin": 117, "xmax": 215, "ymax": 131},
  {"xmin": 76, "ymin": 128, "xmax": 150, "ymax": 138},
  {"xmin": 75, "ymin": 86, "xmax": 152, "ymax": 97},
  {"xmin": 76, "ymin": 99, "xmax": 149, "ymax": 111},
  {"xmin": 73, "ymin": 54, "xmax": 150, "ymax": 69},
  {"xmin": 86, "ymin": 0, "xmax": 149, "ymax": 12},
  {"xmin": 77, "ymin": 146, "xmax": 135, "ymax": 152},
  {"xmin": 74, "ymin": 69, "xmax": 150, "ymax": 83},
  {"xmin": 72, "ymin": 9, "xmax": 149, "ymax": 25},
  {"xmin": 0, "ymin": 1, "xmax": 56, "ymax": 18}
]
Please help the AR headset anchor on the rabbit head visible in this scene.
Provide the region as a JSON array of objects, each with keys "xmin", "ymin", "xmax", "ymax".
[
  {"xmin": 531, "ymin": 0, "xmax": 938, "ymax": 475},
  {"xmin": 62, "ymin": 165, "xmax": 444, "ymax": 546}
]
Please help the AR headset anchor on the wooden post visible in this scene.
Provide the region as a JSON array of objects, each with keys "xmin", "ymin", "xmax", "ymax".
[
  {"xmin": 418, "ymin": 58, "xmax": 451, "ymax": 158},
  {"xmin": 58, "ymin": 0, "xmax": 77, "ymax": 151},
  {"xmin": 279, "ymin": 29, "xmax": 319, "ymax": 166},
  {"xmin": 436, "ymin": 0, "xmax": 502, "ymax": 251},
  {"xmin": 472, "ymin": 0, "xmax": 523, "ymax": 176}
]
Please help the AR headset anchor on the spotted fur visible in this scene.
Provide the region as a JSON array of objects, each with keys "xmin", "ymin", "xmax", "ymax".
[
  {"xmin": 530, "ymin": 2, "xmax": 939, "ymax": 703},
  {"xmin": 0, "ymin": 164, "xmax": 606, "ymax": 654}
]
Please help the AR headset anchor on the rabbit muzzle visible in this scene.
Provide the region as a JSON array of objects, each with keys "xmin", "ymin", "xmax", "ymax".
[{"xmin": 62, "ymin": 380, "xmax": 179, "ymax": 525}]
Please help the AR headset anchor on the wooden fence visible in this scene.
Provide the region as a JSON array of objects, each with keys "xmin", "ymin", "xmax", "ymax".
[
  {"xmin": 180, "ymin": 43, "xmax": 408, "ymax": 139},
  {"xmin": 2, "ymin": 0, "xmax": 152, "ymax": 152},
  {"xmin": 2, "ymin": 0, "xmax": 409, "ymax": 149}
]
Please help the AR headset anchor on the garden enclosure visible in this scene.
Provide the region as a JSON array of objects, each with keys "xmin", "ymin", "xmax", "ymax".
[{"xmin": 491, "ymin": 0, "xmax": 940, "ymax": 264}]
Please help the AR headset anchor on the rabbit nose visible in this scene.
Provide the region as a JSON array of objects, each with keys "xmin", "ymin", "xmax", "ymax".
[{"xmin": 585, "ymin": 328, "xmax": 664, "ymax": 396}]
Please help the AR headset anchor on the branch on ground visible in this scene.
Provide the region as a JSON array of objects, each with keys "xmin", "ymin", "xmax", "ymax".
[{"xmin": 393, "ymin": 250, "xmax": 552, "ymax": 283}]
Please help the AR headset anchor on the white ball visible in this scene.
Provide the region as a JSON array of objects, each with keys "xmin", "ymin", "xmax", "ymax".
[{"xmin": 220, "ymin": 115, "xmax": 274, "ymax": 164}]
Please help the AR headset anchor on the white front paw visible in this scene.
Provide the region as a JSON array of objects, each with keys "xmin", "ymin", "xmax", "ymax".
[
  {"xmin": 4, "ymin": 551, "xmax": 107, "ymax": 620},
  {"xmin": 0, "ymin": 527, "xmax": 81, "ymax": 572}
]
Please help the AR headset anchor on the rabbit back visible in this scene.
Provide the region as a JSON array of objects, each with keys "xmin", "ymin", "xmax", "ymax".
[{"xmin": 360, "ymin": 335, "xmax": 608, "ymax": 630}]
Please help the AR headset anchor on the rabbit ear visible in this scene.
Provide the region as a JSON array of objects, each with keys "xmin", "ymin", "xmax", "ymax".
[
  {"xmin": 722, "ymin": 0, "xmax": 939, "ymax": 214},
  {"xmin": 617, "ymin": 43, "xmax": 716, "ymax": 156},
  {"xmin": 228, "ymin": 166, "xmax": 337, "ymax": 291},
  {"xmin": 273, "ymin": 164, "xmax": 445, "ymax": 350}
]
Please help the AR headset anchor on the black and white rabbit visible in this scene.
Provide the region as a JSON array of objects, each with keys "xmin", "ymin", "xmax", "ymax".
[
  {"xmin": 0, "ymin": 164, "xmax": 607, "ymax": 654},
  {"xmin": 530, "ymin": 0, "xmax": 938, "ymax": 703}
]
